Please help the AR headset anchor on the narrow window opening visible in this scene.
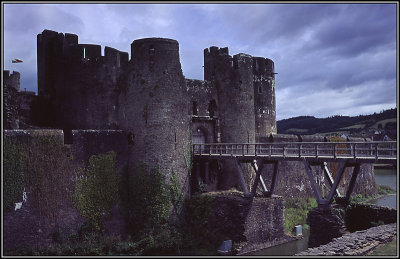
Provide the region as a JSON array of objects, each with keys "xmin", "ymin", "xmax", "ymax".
[
  {"xmin": 258, "ymin": 85, "xmax": 263, "ymax": 94},
  {"xmin": 128, "ymin": 132, "xmax": 135, "ymax": 145},
  {"xmin": 83, "ymin": 47, "xmax": 86, "ymax": 59},
  {"xmin": 64, "ymin": 128, "xmax": 73, "ymax": 144},
  {"xmin": 149, "ymin": 44, "xmax": 155, "ymax": 55},
  {"xmin": 192, "ymin": 101, "xmax": 198, "ymax": 115},
  {"xmin": 208, "ymin": 99, "xmax": 217, "ymax": 118},
  {"xmin": 174, "ymin": 132, "xmax": 177, "ymax": 150}
]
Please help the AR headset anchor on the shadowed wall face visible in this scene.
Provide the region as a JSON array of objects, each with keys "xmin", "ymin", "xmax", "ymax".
[{"xmin": 119, "ymin": 38, "xmax": 191, "ymax": 191}]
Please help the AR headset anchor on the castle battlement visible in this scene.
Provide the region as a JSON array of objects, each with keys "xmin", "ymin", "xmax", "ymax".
[{"xmin": 3, "ymin": 70, "xmax": 20, "ymax": 91}]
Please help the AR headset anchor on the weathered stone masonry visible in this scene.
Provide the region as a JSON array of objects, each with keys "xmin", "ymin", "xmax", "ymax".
[{"xmin": 3, "ymin": 29, "xmax": 380, "ymax": 253}]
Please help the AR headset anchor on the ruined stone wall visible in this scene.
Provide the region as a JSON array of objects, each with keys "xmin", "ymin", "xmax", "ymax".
[
  {"xmin": 3, "ymin": 130, "xmax": 84, "ymax": 252},
  {"xmin": 37, "ymin": 29, "xmax": 129, "ymax": 130},
  {"xmin": 296, "ymin": 223, "xmax": 396, "ymax": 256},
  {"xmin": 3, "ymin": 71, "xmax": 20, "ymax": 129},
  {"xmin": 70, "ymin": 130, "xmax": 129, "ymax": 173},
  {"xmin": 186, "ymin": 79, "xmax": 218, "ymax": 118},
  {"xmin": 118, "ymin": 38, "xmax": 191, "ymax": 193},
  {"xmin": 253, "ymin": 57, "xmax": 277, "ymax": 140},
  {"xmin": 204, "ymin": 47, "xmax": 256, "ymax": 190},
  {"xmin": 17, "ymin": 91, "xmax": 36, "ymax": 128},
  {"xmin": 3, "ymin": 70, "xmax": 20, "ymax": 91},
  {"xmin": 3, "ymin": 70, "xmax": 37, "ymax": 129},
  {"xmin": 3, "ymin": 129, "xmax": 130, "ymax": 252},
  {"xmin": 188, "ymin": 192, "xmax": 288, "ymax": 255}
]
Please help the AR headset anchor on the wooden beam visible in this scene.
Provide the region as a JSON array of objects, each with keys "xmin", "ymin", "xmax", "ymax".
[
  {"xmin": 303, "ymin": 158, "xmax": 323, "ymax": 203},
  {"xmin": 321, "ymin": 162, "xmax": 341, "ymax": 197},
  {"xmin": 344, "ymin": 163, "xmax": 361, "ymax": 202},
  {"xmin": 251, "ymin": 159, "xmax": 264, "ymax": 196},
  {"xmin": 234, "ymin": 158, "xmax": 251, "ymax": 196},
  {"xmin": 326, "ymin": 160, "xmax": 347, "ymax": 204},
  {"xmin": 267, "ymin": 161, "xmax": 279, "ymax": 197}
]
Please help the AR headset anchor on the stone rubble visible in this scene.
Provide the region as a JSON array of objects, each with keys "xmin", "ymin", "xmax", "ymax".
[{"xmin": 295, "ymin": 223, "xmax": 397, "ymax": 256}]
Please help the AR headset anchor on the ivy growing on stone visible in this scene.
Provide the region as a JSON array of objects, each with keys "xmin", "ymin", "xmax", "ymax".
[
  {"xmin": 25, "ymin": 134, "xmax": 74, "ymax": 221},
  {"xmin": 3, "ymin": 138, "xmax": 26, "ymax": 211},
  {"xmin": 73, "ymin": 151, "xmax": 119, "ymax": 231}
]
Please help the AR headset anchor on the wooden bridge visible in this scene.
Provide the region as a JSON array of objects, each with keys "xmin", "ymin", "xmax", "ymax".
[{"xmin": 192, "ymin": 141, "xmax": 397, "ymax": 207}]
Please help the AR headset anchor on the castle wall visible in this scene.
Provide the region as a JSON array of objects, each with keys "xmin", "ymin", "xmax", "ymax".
[
  {"xmin": 3, "ymin": 129, "xmax": 129, "ymax": 251},
  {"xmin": 253, "ymin": 57, "xmax": 277, "ymax": 140},
  {"xmin": 186, "ymin": 79, "xmax": 218, "ymax": 118},
  {"xmin": 119, "ymin": 38, "xmax": 191, "ymax": 192},
  {"xmin": 3, "ymin": 130, "xmax": 84, "ymax": 252},
  {"xmin": 204, "ymin": 47, "xmax": 256, "ymax": 191},
  {"xmin": 3, "ymin": 71, "xmax": 20, "ymax": 129},
  {"xmin": 37, "ymin": 29, "xmax": 128, "ymax": 130},
  {"xmin": 70, "ymin": 130, "xmax": 129, "ymax": 173},
  {"xmin": 17, "ymin": 91, "xmax": 36, "ymax": 128},
  {"xmin": 3, "ymin": 70, "xmax": 20, "ymax": 91},
  {"xmin": 3, "ymin": 70, "xmax": 37, "ymax": 129},
  {"xmin": 188, "ymin": 193, "xmax": 288, "ymax": 255}
]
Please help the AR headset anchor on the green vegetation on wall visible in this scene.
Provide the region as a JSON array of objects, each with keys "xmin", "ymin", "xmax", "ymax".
[
  {"xmin": 182, "ymin": 193, "xmax": 220, "ymax": 254},
  {"xmin": 25, "ymin": 134, "xmax": 74, "ymax": 220},
  {"xmin": 3, "ymin": 138, "xmax": 26, "ymax": 211},
  {"xmin": 284, "ymin": 197, "xmax": 317, "ymax": 233},
  {"xmin": 118, "ymin": 162, "xmax": 185, "ymax": 254},
  {"xmin": 73, "ymin": 151, "xmax": 119, "ymax": 231}
]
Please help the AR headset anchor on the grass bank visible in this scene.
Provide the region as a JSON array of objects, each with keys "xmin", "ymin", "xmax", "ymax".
[{"xmin": 283, "ymin": 197, "xmax": 317, "ymax": 234}]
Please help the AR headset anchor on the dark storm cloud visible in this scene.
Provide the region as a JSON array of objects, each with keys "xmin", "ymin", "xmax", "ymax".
[{"xmin": 306, "ymin": 4, "xmax": 396, "ymax": 58}]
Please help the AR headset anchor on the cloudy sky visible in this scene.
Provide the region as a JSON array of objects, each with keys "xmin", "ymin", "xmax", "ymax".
[{"xmin": 2, "ymin": 3, "xmax": 397, "ymax": 120}]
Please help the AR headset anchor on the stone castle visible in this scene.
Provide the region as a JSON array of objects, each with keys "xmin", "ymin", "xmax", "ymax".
[
  {"xmin": 5, "ymin": 29, "xmax": 279, "ymax": 194},
  {"xmin": 4, "ymin": 29, "xmax": 377, "ymax": 197},
  {"xmin": 3, "ymin": 29, "xmax": 380, "ymax": 253}
]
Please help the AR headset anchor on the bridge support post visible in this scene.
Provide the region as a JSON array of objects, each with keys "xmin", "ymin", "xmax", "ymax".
[
  {"xmin": 326, "ymin": 160, "xmax": 347, "ymax": 205},
  {"xmin": 234, "ymin": 158, "xmax": 251, "ymax": 197},
  {"xmin": 267, "ymin": 161, "xmax": 279, "ymax": 197},
  {"xmin": 344, "ymin": 163, "xmax": 361, "ymax": 203},
  {"xmin": 251, "ymin": 159, "xmax": 265, "ymax": 196},
  {"xmin": 321, "ymin": 162, "xmax": 341, "ymax": 198},
  {"xmin": 303, "ymin": 158, "xmax": 323, "ymax": 204}
]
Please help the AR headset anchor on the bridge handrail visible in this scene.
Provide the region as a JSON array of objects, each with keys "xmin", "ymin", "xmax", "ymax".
[
  {"xmin": 193, "ymin": 141, "xmax": 396, "ymax": 145},
  {"xmin": 192, "ymin": 141, "xmax": 397, "ymax": 160}
]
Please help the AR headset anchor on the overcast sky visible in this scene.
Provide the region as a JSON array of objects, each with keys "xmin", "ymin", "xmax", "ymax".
[{"xmin": 2, "ymin": 3, "xmax": 398, "ymax": 120}]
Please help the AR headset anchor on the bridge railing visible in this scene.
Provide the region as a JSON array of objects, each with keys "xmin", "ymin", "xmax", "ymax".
[{"xmin": 192, "ymin": 141, "xmax": 397, "ymax": 160}]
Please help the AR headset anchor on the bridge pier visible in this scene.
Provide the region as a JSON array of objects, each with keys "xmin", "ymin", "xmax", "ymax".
[
  {"xmin": 302, "ymin": 159, "xmax": 367, "ymax": 208},
  {"xmin": 306, "ymin": 205, "xmax": 347, "ymax": 248}
]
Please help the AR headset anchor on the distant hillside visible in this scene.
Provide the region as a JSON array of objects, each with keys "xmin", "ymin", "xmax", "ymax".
[{"xmin": 277, "ymin": 108, "xmax": 397, "ymax": 139}]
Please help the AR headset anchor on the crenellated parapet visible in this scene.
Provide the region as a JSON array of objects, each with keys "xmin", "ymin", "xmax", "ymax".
[
  {"xmin": 3, "ymin": 70, "xmax": 20, "ymax": 91},
  {"xmin": 37, "ymin": 29, "xmax": 129, "ymax": 130}
]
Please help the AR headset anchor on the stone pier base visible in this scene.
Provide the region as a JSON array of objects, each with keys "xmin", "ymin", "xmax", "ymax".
[
  {"xmin": 307, "ymin": 205, "xmax": 348, "ymax": 248},
  {"xmin": 188, "ymin": 191, "xmax": 291, "ymax": 255}
]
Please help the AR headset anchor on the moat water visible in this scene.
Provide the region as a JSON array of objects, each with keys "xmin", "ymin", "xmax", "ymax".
[
  {"xmin": 248, "ymin": 167, "xmax": 397, "ymax": 256},
  {"xmin": 367, "ymin": 167, "xmax": 397, "ymax": 209}
]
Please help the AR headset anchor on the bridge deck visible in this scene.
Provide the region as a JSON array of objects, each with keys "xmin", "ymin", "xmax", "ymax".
[{"xmin": 193, "ymin": 141, "xmax": 397, "ymax": 164}]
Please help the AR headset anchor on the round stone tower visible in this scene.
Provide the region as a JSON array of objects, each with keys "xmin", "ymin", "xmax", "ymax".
[
  {"xmin": 119, "ymin": 38, "xmax": 190, "ymax": 191},
  {"xmin": 204, "ymin": 47, "xmax": 256, "ymax": 190},
  {"xmin": 253, "ymin": 57, "xmax": 277, "ymax": 141}
]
